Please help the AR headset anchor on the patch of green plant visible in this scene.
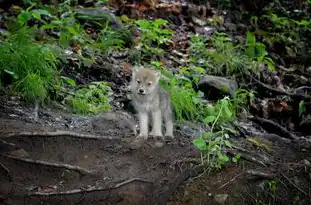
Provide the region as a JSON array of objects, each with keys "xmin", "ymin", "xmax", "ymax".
[
  {"xmin": 152, "ymin": 61, "xmax": 204, "ymax": 122},
  {"xmin": 299, "ymin": 100, "xmax": 306, "ymax": 117},
  {"xmin": 66, "ymin": 81, "xmax": 112, "ymax": 115},
  {"xmin": 245, "ymin": 32, "xmax": 275, "ymax": 71},
  {"xmin": 233, "ymin": 88, "xmax": 256, "ymax": 114},
  {"xmin": 190, "ymin": 33, "xmax": 253, "ymax": 77},
  {"xmin": 192, "ymin": 97, "xmax": 238, "ymax": 170},
  {"xmin": 190, "ymin": 32, "xmax": 275, "ymax": 77},
  {"xmin": 135, "ymin": 19, "xmax": 174, "ymax": 60},
  {"xmin": 0, "ymin": 27, "xmax": 60, "ymax": 103},
  {"xmin": 251, "ymin": 13, "xmax": 311, "ymax": 63},
  {"xmin": 95, "ymin": 23, "xmax": 133, "ymax": 53}
]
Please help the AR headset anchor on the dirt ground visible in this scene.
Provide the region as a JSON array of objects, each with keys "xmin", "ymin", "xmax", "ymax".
[{"xmin": 0, "ymin": 97, "xmax": 311, "ymax": 205}]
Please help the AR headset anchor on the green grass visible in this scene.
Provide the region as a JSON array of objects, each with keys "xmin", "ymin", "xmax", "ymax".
[
  {"xmin": 0, "ymin": 27, "xmax": 60, "ymax": 103},
  {"xmin": 66, "ymin": 81, "xmax": 112, "ymax": 115}
]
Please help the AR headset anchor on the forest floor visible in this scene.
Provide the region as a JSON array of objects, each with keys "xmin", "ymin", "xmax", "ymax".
[
  {"xmin": 0, "ymin": 95, "xmax": 310, "ymax": 205},
  {"xmin": 0, "ymin": 0, "xmax": 311, "ymax": 205}
]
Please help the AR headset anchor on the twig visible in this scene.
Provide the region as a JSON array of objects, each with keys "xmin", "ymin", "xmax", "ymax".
[
  {"xmin": 246, "ymin": 169, "xmax": 276, "ymax": 179},
  {"xmin": 28, "ymin": 178, "xmax": 153, "ymax": 196},
  {"xmin": 0, "ymin": 162, "xmax": 10, "ymax": 174},
  {"xmin": 1, "ymin": 154, "xmax": 92, "ymax": 175},
  {"xmin": 249, "ymin": 116, "xmax": 298, "ymax": 140},
  {"xmin": 217, "ymin": 173, "xmax": 243, "ymax": 190},
  {"xmin": 281, "ymin": 173, "xmax": 310, "ymax": 197},
  {"xmin": 3, "ymin": 130, "xmax": 119, "ymax": 140}
]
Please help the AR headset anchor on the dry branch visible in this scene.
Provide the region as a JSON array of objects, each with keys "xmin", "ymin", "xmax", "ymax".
[
  {"xmin": 1, "ymin": 154, "xmax": 92, "ymax": 175},
  {"xmin": 0, "ymin": 162, "xmax": 10, "ymax": 174},
  {"xmin": 217, "ymin": 173, "xmax": 243, "ymax": 190},
  {"xmin": 28, "ymin": 178, "xmax": 153, "ymax": 196},
  {"xmin": 3, "ymin": 130, "xmax": 119, "ymax": 140},
  {"xmin": 281, "ymin": 174, "xmax": 310, "ymax": 198},
  {"xmin": 227, "ymin": 150, "xmax": 269, "ymax": 167},
  {"xmin": 246, "ymin": 169, "xmax": 276, "ymax": 179}
]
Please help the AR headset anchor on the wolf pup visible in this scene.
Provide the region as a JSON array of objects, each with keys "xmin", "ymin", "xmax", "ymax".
[{"xmin": 130, "ymin": 66, "xmax": 174, "ymax": 140}]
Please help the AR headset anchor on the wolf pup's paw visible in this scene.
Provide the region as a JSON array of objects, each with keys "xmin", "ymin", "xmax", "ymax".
[
  {"xmin": 165, "ymin": 133, "xmax": 174, "ymax": 139},
  {"xmin": 136, "ymin": 133, "xmax": 148, "ymax": 140},
  {"xmin": 149, "ymin": 130, "xmax": 164, "ymax": 140}
]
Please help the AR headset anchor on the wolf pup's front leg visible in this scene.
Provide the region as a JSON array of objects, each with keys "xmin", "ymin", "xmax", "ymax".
[
  {"xmin": 150, "ymin": 110, "xmax": 163, "ymax": 139},
  {"xmin": 137, "ymin": 111, "xmax": 148, "ymax": 139},
  {"xmin": 164, "ymin": 109, "xmax": 174, "ymax": 139}
]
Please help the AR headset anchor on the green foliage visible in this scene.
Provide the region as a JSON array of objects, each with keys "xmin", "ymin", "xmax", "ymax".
[
  {"xmin": 96, "ymin": 24, "xmax": 132, "ymax": 53},
  {"xmin": 136, "ymin": 19, "xmax": 174, "ymax": 47},
  {"xmin": 0, "ymin": 27, "xmax": 59, "ymax": 103},
  {"xmin": 192, "ymin": 98, "xmax": 235, "ymax": 169},
  {"xmin": 233, "ymin": 89, "xmax": 256, "ymax": 114},
  {"xmin": 66, "ymin": 82, "xmax": 112, "ymax": 115},
  {"xmin": 135, "ymin": 19, "xmax": 174, "ymax": 60},
  {"xmin": 245, "ymin": 32, "xmax": 275, "ymax": 71},
  {"xmin": 299, "ymin": 100, "xmax": 306, "ymax": 117},
  {"xmin": 190, "ymin": 33, "xmax": 252, "ymax": 76},
  {"xmin": 192, "ymin": 97, "xmax": 241, "ymax": 170},
  {"xmin": 189, "ymin": 32, "xmax": 275, "ymax": 77},
  {"xmin": 152, "ymin": 61, "xmax": 203, "ymax": 122},
  {"xmin": 252, "ymin": 13, "xmax": 311, "ymax": 63}
]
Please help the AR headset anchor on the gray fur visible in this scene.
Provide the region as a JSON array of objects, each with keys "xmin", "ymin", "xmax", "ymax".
[{"xmin": 130, "ymin": 67, "xmax": 174, "ymax": 140}]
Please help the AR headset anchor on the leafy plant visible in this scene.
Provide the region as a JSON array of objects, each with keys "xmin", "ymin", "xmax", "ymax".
[
  {"xmin": 135, "ymin": 19, "xmax": 174, "ymax": 59},
  {"xmin": 66, "ymin": 81, "xmax": 112, "ymax": 115},
  {"xmin": 245, "ymin": 32, "xmax": 275, "ymax": 71},
  {"xmin": 152, "ymin": 61, "xmax": 204, "ymax": 122},
  {"xmin": 0, "ymin": 27, "xmax": 60, "ymax": 103},
  {"xmin": 233, "ymin": 89, "xmax": 256, "ymax": 114},
  {"xmin": 190, "ymin": 33, "xmax": 253, "ymax": 77},
  {"xmin": 193, "ymin": 97, "xmax": 238, "ymax": 170}
]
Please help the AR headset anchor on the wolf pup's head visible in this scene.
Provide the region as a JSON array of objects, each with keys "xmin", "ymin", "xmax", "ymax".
[{"xmin": 131, "ymin": 66, "xmax": 161, "ymax": 95}]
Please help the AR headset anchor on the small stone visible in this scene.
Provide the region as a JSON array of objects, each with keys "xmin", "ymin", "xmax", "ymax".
[
  {"xmin": 198, "ymin": 75, "xmax": 238, "ymax": 99},
  {"xmin": 154, "ymin": 141, "xmax": 164, "ymax": 148},
  {"xmin": 214, "ymin": 194, "xmax": 228, "ymax": 204}
]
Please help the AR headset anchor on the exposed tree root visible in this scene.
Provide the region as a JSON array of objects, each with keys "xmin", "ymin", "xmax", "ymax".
[
  {"xmin": 28, "ymin": 178, "xmax": 153, "ymax": 196},
  {"xmin": 249, "ymin": 116, "xmax": 298, "ymax": 140},
  {"xmin": 252, "ymin": 78, "xmax": 311, "ymax": 100},
  {"xmin": 3, "ymin": 131, "xmax": 119, "ymax": 140},
  {"xmin": 227, "ymin": 150, "xmax": 269, "ymax": 167},
  {"xmin": 1, "ymin": 154, "xmax": 92, "ymax": 175}
]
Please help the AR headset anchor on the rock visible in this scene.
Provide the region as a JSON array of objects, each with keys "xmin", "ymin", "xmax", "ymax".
[
  {"xmin": 214, "ymin": 194, "xmax": 229, "ymax": 205},
  {"xmin": 198, "ymin": 75, "xmax": 238, "ymax": 100},
  {"xmin": 0, "ymin": 28, "xmax": 8, "ymax": 36},
  {"xmin": 75, "ymin": 7, "xmax": 123, "ymax": 29},
  {"xmin": 192, "ymin": 16, "xmax": 207, "ymax": 26},
  {"xmin": 194, "ymin": 26, "xmax": 216, "ymax": 36}
]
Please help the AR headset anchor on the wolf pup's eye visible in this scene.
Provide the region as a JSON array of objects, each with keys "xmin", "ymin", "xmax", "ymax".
[
  {"xmin": 136, "ymin": 80, "xmax": 141, "ymax": 84},
  {"xmin": 147, "ymin": 82, "xmax": 152, "ymax": 86}
]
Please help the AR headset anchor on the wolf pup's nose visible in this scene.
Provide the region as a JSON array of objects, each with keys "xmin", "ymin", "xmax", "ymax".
[{"xmin": 139, "ymin": 88, "xmax": 144, "ymax": 94}]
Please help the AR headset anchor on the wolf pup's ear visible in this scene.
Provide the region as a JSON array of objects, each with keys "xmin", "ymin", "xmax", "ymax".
[
  {"xmin": 154, "ymin": 70, "xmax": 161, "ymax": 81},
  {"xmin": 131, "ymin": 66, "xmax": 139, "ymax": 77}
]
